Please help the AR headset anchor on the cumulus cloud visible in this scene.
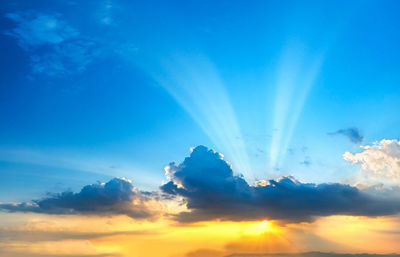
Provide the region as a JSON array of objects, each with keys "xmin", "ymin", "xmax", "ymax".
[
  {"xmin": 4, "ymin": 12, "xmax": 99, "ymax": 76},
  {"xmin": 328, "ymin": 127, "xmax": 364, "ymax": 144},
  {"xmin": 0, "ymin": 178, "xmax": 156, "ymax": 219},
  {"xmin": 343, "ymin": 139, "xmax": 400, "ymax": 180},
  {"xmin": 161, "ymin": 146, "xmax": 400, "ymax": 223}
]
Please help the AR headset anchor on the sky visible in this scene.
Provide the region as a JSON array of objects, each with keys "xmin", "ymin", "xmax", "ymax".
[{"xmin": 1, "ymin": 0, "xmax": 400, "ymax": 256}]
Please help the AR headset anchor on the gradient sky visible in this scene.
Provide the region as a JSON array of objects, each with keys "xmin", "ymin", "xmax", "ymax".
[{"xmin": 1, "ymin": 0, "xmax": 400, "ymax": 257}]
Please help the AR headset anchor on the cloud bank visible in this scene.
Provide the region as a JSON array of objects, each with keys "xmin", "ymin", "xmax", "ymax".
[
  {"xmin": 2, "ymin": 145, "xmax": 400, "ymax": 223},
  {"xmin": 344, "ymin": 139, "xmax": 400, "ymax": 180},
  {"xmin": 0, "ymin": 178, "xmax": 155, "ymax": 219},
  {"xmin": 328, "ymin": 127, "xmax": 364, "ymax": 144},
  {"xmin": 161, "ymin": 146, "xmax": 400, "ymax": 222},
  {"xmin": 227, "ymin": 253, "xmax": 400, "ymax": 257}
]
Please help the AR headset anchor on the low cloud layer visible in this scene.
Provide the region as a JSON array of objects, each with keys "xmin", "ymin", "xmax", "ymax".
[
  {"xmin": 3, "ymin": 145, "xmax": 400, "ymax": 223},
  {"xmin": 0, "ymin": 178, "xmax": 155, "ymax": 219},
  {"xmin": 328, "ymin": 127, "xmax": 364, "ymax": 144},
  {"xmin": 161, "ymin": 146, "xmax": 400, "ymax": 222},
  {"xmin": 227, "ymin": 253, "xmax": 400, "ymax": 257},
  {"xmin": 344, "ymin": 139, "xmax": 400, "ymax": 180}
]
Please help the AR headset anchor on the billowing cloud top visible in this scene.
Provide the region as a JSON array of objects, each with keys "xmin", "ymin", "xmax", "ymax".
[
  {"xmin": 161, "ymin": 146, "xmax": 400, "ymax": 222},
  {"xmin": 0, "ymin": 178, "xmax": 156, "ymax": 219},
  {"xmin": 344, "ymin": 139, "xmax": 400, "ymax": 180}
]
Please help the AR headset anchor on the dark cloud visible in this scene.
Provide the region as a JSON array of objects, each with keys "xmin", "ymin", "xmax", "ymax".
[
  {"xmin": 0, "ymin": 178, "xmax": 156, "ymax": 219},
  {"xmin": 328, "ymin": 127, "xmax": 364, "ymax": 144},
  {"xmin": 161, "ymin": 146, "xmax": 400, "ymax": 223}
]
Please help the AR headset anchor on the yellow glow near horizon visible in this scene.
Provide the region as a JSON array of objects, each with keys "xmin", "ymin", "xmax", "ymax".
[
  {"xmin": 243, "ymin": 220, "xmax": 274, "ymax": 236},
  {"xmin": 3, "ymin": 213, "xmax": 400, "ymax": 257}
]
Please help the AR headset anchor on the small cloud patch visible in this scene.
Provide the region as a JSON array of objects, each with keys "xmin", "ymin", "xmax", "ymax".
[{"xmin": 328, "ymin": 127, "xmax": 364, "ymax": 144}]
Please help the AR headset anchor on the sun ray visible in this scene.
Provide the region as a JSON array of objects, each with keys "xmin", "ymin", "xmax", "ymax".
[
  {"xmin": 152, "ymin": 54, "xmax": 252, "ymax": 178},
  {"xmin": 269, "ymin": 42, "xmax": 325, "ymax": 170}
]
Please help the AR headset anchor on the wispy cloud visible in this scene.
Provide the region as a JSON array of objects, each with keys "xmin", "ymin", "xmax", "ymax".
[
  {"xmin": 0, "ymin": 227, "xmax": 154, "ymax": 242},
  {"xmin": 328, "ymin": 127, "xmax": 364, "ymax": 144},
  {"xmin": 4, "ymin": 11, "xmax": 99, "ymax": 77},
  {"xmin": 97, "ymin": 0, "xmax": 115, "ymax": 25},
  {"xmin": 0, "ymin": 240, "xmax": 121, "ymax": 257},
  {"xmin": 4, "ymin": 12, "xmax": 77, "ymax": 48}
]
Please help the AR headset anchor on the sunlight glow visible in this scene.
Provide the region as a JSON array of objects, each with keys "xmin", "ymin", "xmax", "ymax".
[{"xmin": 243, "ymin": 220, "xmax": 274, "ymax": 236}]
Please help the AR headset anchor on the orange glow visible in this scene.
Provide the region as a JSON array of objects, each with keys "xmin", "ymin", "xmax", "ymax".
[{"xmin": 2, "ymin": 213, "xmax": 400, "ymax": 257}]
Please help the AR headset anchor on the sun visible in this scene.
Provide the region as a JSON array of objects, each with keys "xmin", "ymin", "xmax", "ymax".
[{"xmin": 243, "ymin": 220, "xmax": 275, "ymax": 236}]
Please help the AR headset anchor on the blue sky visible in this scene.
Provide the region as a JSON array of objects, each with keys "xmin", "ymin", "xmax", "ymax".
[{"xmin": 1, "ymin": 0, "xmax": 400, "ymax": 202}]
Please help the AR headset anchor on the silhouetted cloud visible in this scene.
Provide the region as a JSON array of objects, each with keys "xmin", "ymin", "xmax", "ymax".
[
  {"xmin": 0, "ymin": 178, "xmax": 156, "ymax": 219},
  {"xmin": 328, "ymin": 127, "xmax": 363, "ymax": 144},
  {"xmin": 161, "ymin": 146, "xmax": 400, "ymax": 223}
]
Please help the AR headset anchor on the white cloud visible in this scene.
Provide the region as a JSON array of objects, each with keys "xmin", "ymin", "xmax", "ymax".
[{"xmin": 343, "ymin": 139, "xmax": 400, "ymax": 180}]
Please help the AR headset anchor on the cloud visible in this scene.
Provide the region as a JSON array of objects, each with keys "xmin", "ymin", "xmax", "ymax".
[
  {"xmin": 0, "ymin": 240, "xmax": 121, "ymax": 257},
  {"xmin": 0, "ymin": 178, "xmax": 156, "ymax": 219},
  {"xmin": 300, "ymin": 156, "xmax": 312, "ymax": 166},
  {"xmin": 161, "ymin": 146, "xmax": 400, "ymax": 223},
  {"xmin": 184, "ymin": 249, "xmax": 225, "ymax": 257},
  {"xmin": 226, "ymin": 253, "xmax": 400, "ymax": 257},
  {"xmin": 97, "ymin": 0, "xmax": 116, "ymax": 25},
  {"xmin": 0, "ymin": 253, "xmax": 117, "ymax": 257},
  {"xmin": 4, "ymin": 12, "xmax": 99, "ymax": 76},
  {"xmin": 4, "ymin": 12, "xmax": 78, "ymax": 48},
  {"xmin": 328, "ymin": 127, "xmax": 364, "ymax": 144},
  {"xmin": 343, "ymin": 139, "xmax": 400, "ymax": 180},
  {"xmin": 0, "ymin": 228, "xmax": 154, "ymax": 242}
]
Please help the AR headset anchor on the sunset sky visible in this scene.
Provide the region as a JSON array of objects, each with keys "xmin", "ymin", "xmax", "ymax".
[{"xmin": 1, "ymin": 0, "xmax": 400, "ymax": 256}]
